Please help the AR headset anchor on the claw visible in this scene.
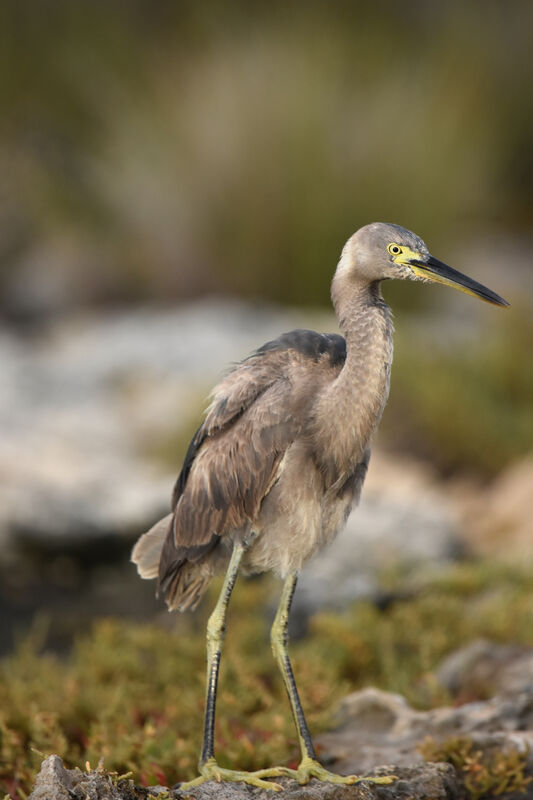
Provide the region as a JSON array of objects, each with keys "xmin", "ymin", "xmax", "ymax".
[
  {"xmin": 178, "ymin": 760, "xmax": 288, "ymax": 792},
  {"xmin": 291, "ymin": 757, "xmax": 397, "ymax": 786},
  {"xmin": 362, "ymin": 775, "xmax": 397, "ymax": 785},
  {"xmin": 178, "ymin": 758, "xmax": 396, "ymax": 792}
]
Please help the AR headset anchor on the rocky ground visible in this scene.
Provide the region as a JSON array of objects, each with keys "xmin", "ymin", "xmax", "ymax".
[
  {"xmin": 29, "ymin": 642, "xmax": 533, "ymax": 799},
  {"xmin": 29, "ymin": 757, "xmax": 461, "ymax": 800}
]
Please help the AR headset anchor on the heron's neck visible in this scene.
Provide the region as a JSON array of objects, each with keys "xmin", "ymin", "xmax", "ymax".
[
  {"xmin": 333, "ymin": 277, "xmax": 394, "ymax": 416},
  {"xmin": 315, "ymin": 277, "xmax": 394, "ymax": 478}
]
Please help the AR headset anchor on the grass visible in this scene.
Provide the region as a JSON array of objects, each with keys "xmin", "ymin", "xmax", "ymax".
[{"xmin": 1, "ymin": 560, "xmax": 533, "ymax": 797}]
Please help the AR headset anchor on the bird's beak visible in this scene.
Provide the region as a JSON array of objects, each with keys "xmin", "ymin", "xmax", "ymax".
[{"xmin": 408, "ymin": 255, "xmax": 510, "ymax": 307}]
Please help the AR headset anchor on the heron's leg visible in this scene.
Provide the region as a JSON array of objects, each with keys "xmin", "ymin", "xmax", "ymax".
[
  {"xmin": 270, "ymin": 573, "xmax": 395, "ymax": 787},
  {"xmin": 200, "ymin": 542, "xmax": 244, "ymax": 767},
  {"xmin": 270, "ymin": 573, "xmax": 316, "ymax": 760},
  {"xmin": 179, "ymin": 543, "xmax": 290, "ymax": 791}
]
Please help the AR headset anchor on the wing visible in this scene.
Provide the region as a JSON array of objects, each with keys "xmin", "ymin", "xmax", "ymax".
[{"xmin": 157, "ymin": 329, "xmax": 346, "ymax": 595}]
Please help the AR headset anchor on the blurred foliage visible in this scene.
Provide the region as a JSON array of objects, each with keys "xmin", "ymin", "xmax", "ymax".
[
  {"xmin": 420, "ymin": 736, "xmax": 532, "ymax": 800},
  {"xmin": 383, "ymin": 306, "xmax": 533, "ymax": 476},
  {"xmin": 1, "ymin": 561, "xmax": 533, "ymax": 796},
  {"xmin": 0, "ymin": 1, "xmax": 532, "ymax": 315}
]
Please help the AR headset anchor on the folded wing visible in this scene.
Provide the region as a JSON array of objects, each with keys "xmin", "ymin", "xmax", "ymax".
[{"xmin": 132, "ymin": 330, "xmax": 346, "ymax": 610}]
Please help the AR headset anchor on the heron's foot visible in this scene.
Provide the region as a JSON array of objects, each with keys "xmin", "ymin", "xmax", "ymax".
[
  {"xmin": 178, "ymin": 758, "xmax": 291, "ymax": 792},
  {"xmin": 283, "ymin": 757, "xmax": 397, "ymax": 786}
]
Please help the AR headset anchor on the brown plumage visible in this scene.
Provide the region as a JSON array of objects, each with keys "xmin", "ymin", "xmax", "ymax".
[
  {"xmin": 131, "ymin": 222, "xmax": 508, "ymax": 790},
  {"xmin": 133, "ymin": 331, "xmax": 356, "ymax": 610}
]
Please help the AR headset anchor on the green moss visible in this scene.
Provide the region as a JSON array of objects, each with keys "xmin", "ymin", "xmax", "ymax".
[
  {"xmin": 421, "ymin": 736, "xmax": 532, "ymax": 800},
  {"xmin": 1, "ymin": 561, "xmax": 533, "ymax": 796}
]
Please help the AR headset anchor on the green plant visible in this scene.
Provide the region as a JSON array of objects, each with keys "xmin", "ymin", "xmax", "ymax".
[
  {"xmin": 421, "ymin": 735, "xmax": 532, "ymax": 800},
  {"xmin": 1, "ymin": 561, "xmax": 532, "ymax": 796}
]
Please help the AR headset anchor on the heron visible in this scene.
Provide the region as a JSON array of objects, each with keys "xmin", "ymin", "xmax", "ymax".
[{"xmin": 132, "ymin": 222, "xmax": 508, "ymax": 791}]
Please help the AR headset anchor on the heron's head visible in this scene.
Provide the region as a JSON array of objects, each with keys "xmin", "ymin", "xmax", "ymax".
[{"xmin": 340, "ymin": 222, "xmax": 509, "ymax": 306}]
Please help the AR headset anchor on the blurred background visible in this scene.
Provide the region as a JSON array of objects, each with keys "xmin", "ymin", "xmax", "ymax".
[{"xmin": 1, "ymin": 0, "xmax": 532, "ymax": 792}]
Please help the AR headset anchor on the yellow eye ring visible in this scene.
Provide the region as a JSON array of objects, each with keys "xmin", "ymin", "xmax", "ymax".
[{"xmin": 388, "ymin": 244, "xmax": 402, "ymax": 255}]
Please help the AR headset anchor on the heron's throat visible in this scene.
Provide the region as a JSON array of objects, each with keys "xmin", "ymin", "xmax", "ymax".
[{"xmin": 318, "ymin": 279, "xmax": 394, "ymax": 476}]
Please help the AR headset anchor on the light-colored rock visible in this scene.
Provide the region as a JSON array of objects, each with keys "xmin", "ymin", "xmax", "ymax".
[
  {"xmin": 28, "ymin": 755, "xmax": 140, "ymax": 800},
  {"xmin": 436, "ymin": 639, "xmax": 533, "ymax": 697},
  {"xmin": 453, "ymin": 458, "xmax": 533, "ymax": 559},
  {"xmin": 0, "ymin": 302, "xmax": 312, "ymax": 555},
  {"xmin": 317, "ymin": 686, "xmax": 533, "ymax": 777},
  {"xmin": 28, "ymin": 755, "xmax": 84, "ymax": 800}
]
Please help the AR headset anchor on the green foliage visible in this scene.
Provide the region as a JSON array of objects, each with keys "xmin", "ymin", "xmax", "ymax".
[
  {"xmin": 1, "ymin": 562, "xmax": 533, "ymax": 796},
  {"xmin": 420, "ymin": 736, "xmax": 532, "ymax": 800},
  {"xmin": 0, "ymin": 2, "xmax": 532, "ymax": 308},
  {"xmin": 384, "ymin": 308, "xmax": 533, "ymax": 475}
]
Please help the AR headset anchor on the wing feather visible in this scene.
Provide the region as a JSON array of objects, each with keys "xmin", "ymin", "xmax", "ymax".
[
  {"xmin": 172, "ymin": 376, "xmax": 293, "ymax": 547},
  {"xmin": 157, "ymin": 330, "xmax": 346, "ymax": 598}
]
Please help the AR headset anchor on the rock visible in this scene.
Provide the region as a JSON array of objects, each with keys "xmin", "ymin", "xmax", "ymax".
[
  {"xmin": 453, "ymin": 458, "xmax": 533, "ymax": 560},
  {"xmin": 28, "ymin": 755, "xmax": 148, "ymax": 800},
  {"xmin": 0, "ymin": 301, "xmax": 309, "ymax": 557},
  {"xmin": 435, "ymin": 639, "xmax": 533, "ymax": 698},
  {"xmin": 29, "ymin": 756, "xmax": 462, "ymax": 800},
  {"xmin": 29, "ymin": 755, "xmax": 75, "ymax": 800},
  {"xmin": 317, "ymin": 687, "xmax": 533, "ymax": 777},
  {"xmin": 175, "ymin": 764, "xmax": 461, "ymax": 800}
]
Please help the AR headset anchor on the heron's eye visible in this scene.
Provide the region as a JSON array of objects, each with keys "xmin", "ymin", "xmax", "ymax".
[{"xmin": 388, "ymin": 244, "xmax": 402, "ymax": 256}]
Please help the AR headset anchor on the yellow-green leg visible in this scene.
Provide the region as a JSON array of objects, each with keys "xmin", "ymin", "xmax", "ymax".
[
  {"xmin": 270, "ymin": 573, "xmax": 395, "ymax": 787},
  {"xmin": 179, "ymin": 543, "xmax": 290, "ymax": 792}
]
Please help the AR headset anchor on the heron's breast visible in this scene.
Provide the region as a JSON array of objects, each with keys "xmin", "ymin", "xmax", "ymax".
[
  {"xmin": 242, "ymin": 441, "xmax": 325, "ymax": 576},
  {"xmin": 242, "ymin": 442, "xmax": 369, "ymax": 577}
]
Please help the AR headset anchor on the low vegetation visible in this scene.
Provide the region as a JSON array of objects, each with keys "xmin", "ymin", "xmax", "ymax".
[
  {"xmin": 1, "ymin": 3, "xmax": 532, "ymax": 311},
  {"xmin": 1, "ymin": 561, "xmax": 532, "ymax": 797},
  {"xmin": 421, "ymin": 736, "xmax": 532, "ymax": 800}
]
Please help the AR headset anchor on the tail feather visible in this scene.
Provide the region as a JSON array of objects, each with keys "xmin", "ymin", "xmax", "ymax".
[
  {"xmin": 131, "ymin": 513, "xmax": 172, "ymax": 579},
  {"xmin": 164, "ymin": 563, "xmax": 212, "ymax": 612},
  {"xmin": 131, "ymin": 513, "xmax": 219, "ymax": 612}
]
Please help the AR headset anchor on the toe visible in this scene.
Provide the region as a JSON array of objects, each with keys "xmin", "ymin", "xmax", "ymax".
[
  {"xmin": 363, "ymin": 775, "xmax": 397, "ymax": 785},
  {"xmin": 343, "ymin": 775, "xmax": 359, "ymax": 785}
]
